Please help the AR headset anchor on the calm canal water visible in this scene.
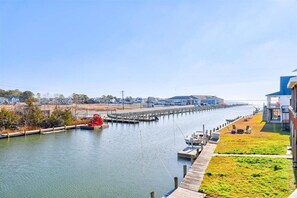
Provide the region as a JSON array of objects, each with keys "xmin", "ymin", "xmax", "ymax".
[{"xmin": 0, "ymin": 106, "xmax": 254, "ymax": 198}]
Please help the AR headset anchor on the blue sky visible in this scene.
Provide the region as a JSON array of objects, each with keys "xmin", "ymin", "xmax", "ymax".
[{"xmin": 0, "ymin": 0, "xmax": 296, "ymax": 100}]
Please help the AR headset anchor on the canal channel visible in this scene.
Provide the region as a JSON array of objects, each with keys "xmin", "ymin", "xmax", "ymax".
[{"xmin": 0, "ymin": 105, "xmax": 254, "ymax": 198}]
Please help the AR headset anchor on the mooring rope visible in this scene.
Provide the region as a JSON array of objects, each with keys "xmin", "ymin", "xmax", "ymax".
[
  {"xmin": 175, "ymin": 125, "xmax": 186, "ymax": 138},
  {"xmin": 156, "ymin": 143, "xmax": 174, "ymax": 180}
]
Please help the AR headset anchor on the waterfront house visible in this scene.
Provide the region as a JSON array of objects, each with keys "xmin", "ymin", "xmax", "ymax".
[
  {"xmin": 0, "ymin": 97, "xmax": 8, "ymax": 104},
  {"xmin": 168, "ymin": 96, "xmax": 200, "ymax": 106},
  {"xmin": 193, "ymin": 95, "xmax": 224, "ymax": 105},
  {"xmin": 263, "ymin": 76, "xmax": 293, "ymax": 130},
  {"xmin": 62, "ymin": 97, "xmax": 72, "ymax": 105},
  {"xmin": 8, "ymin": 96, "xmax": 20, "ymax": 104},
  {"xmin": 134, "ymin": 97, "xmax": 143, "ymax": 103},
  {"xmin": 287, "ymin": 75, "xmax": 297, "ymax": 167},
  {"xmin": 155, "ymin": 99, "xmax": 168, "ymax": 105},
  {"xmin": 39, "ymin": 98, "xmax": 51, "ymax": 105}
]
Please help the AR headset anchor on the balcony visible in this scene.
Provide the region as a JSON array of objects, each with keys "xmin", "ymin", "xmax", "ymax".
[{"xmin": 267, "ymin": 102, "xmax": 280, "ymax": 108}]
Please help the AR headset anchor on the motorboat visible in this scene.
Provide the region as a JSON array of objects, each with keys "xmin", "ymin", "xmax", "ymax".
[
  {"xmin": 185, "ymin": 131, "xmax": 205, "ymax": 145},
  {"xmin": 80, "ymin": 114, "xmax": 106, "ymax": 130}
]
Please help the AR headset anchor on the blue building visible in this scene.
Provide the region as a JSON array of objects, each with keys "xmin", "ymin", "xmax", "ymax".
[
  {"xmin": 8, "ymin": 96, "xmax": 20, "ymax": 104},
  {"xmin": 263, "ymin": 76, "xmax": 294, "ymax": 127}
]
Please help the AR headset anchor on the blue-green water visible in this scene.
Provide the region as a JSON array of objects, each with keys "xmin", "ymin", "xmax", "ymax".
[{"xmin": 0, "ymin": 106, "xmax": 254, "ymax": 198}]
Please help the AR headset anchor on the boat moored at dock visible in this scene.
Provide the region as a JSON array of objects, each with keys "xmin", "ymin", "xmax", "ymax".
[
  {"xmin": 80, "ymin": 114, "xmax": 108, "ymax": 130},
  {"xmin": 184, "ymin": 131, "xmax": 206, "ymax": 146}
]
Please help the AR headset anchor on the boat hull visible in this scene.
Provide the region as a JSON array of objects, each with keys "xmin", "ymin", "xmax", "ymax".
[{"xmin": 80, "ymin": 125, "xmax": 106, "ymax": 130}]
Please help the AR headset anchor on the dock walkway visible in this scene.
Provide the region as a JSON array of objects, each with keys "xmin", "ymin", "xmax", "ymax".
[
  {"xmin": 169, "ymin": 143, "xmax": 217, "ymax": 198},
  {"xmin": 0, "ymin": 125, "xmax": 79, "ymax": 139},
  {"xmin": 109, "ymin": 105, "xmax": 225, "ymax": 121}
]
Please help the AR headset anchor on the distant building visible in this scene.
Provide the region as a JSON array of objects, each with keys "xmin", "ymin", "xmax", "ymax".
[
  {"xmin": 134, "ymin": 97, "xmax": 143, "ymax": 103},
  {"xmin": 168, "ymin": 96, "xmax": 200, "ymax": 106},
  {"xmin": 8, "ymin": 96, "xmax": 20, "ymax": 104},
  {"xmin": 192, "ymin": 95, "xmax": 224, "ymax": 105},
  {"xmin": 147, "ymin": 97, "xmax": 158, "ymax": 104},
  {"xmin": 287, "ymin": 75, "xmax": 297, "ymax": 166},
  {"xmin": 263, "ymin": 76, "xmax": 293, "ymax": 129},
  {"xmin": 0, "ymin": 97, "xmax": 8, "ymax": 104},
  {"xmin": 155, "ymin": 99, "xmax": 167, "ymax": 105},
  {"xmin": 61, "ymin": 98, "xmax": 73, "ymax": 105}
]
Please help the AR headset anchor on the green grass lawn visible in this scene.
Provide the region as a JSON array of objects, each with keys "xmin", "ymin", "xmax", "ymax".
[
  {"xmin": 215, "ymin": 114, "xmax": 290, "ymax": 155},
  {"xmin": 199, "ymin": 156, "xmax": 295, "ymax": 198}
]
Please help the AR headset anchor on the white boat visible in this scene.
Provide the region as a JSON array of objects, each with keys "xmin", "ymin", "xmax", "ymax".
[{"xmin": 185, "ymin": 131, "xmax": 205, "ymax": 145}]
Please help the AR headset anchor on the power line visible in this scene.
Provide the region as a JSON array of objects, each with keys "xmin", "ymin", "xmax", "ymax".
[{"xmin": 121, "ymin": 90, "xmax": 124, "ymax": 110}]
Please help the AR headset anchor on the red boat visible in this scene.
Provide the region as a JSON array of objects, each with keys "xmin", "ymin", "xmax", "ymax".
[{"xmin": 80, "ymin": 114, "xmax": 104, "ymax": 130}]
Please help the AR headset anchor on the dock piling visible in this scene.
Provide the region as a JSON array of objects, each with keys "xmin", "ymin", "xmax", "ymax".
[
  {"xmin": 183, "ymin": 165, "xmax": 187, "ymax": 178},
  {"xmin": 174, "ymin": 177, "xmax": 178, "ymax": 189},
  {"xmin": 150, "ymin": 191, "xmax": 155, "ymax": 198}
]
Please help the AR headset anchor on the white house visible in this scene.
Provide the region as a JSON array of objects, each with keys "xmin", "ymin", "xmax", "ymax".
[
  {"xmin": 263, "ymin": 76, "xmax": 294, "ymax": 129},
  {"xmin": 0, "ymin": 97, "xmax": 8, "ymax": 104}
]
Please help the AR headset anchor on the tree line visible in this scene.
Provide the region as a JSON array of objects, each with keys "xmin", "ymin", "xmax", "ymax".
[
  {"xmin": 0, "ymin": 89, "xmax": 34, "ymax": 102},
  {"xmin": 0, "ymin": 88, "xmax": 134, "ymax": 104},
  {"xmin": 0, "ymin": 98, "xmax": 73, "ymax": 132}
]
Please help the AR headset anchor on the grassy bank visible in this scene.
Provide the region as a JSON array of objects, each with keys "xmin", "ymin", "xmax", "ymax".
[
  {"xmin": 199, "ymin": 113, "xmax": 295, "ymax": 197},
  {"xmin": 215, "ymin": 113, "xmax": 290, "ymax": 155},
  {"xmin": 200, "ymin": 156, "xmax": 295, "ymax": 198}
]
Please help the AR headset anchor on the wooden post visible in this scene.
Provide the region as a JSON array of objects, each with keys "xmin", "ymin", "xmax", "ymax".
[
  {"xmin": 183, "ymin": 164, "xmax": 187, "ymax": 178},
  {"xmin": 174, "ymin": 177, "xmax": 178, "ymax": 189},
  {"xmin": 150, "ymin": 191, "xmax": 155, "ymax": 198}
]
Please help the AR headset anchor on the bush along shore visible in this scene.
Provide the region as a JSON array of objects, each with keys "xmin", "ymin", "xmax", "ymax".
[{"xmin": 0, "ymin": 97, "xmax": 86, "ymax": 135}]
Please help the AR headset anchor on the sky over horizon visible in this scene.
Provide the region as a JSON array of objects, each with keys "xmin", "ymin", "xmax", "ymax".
[{"xmin": 0, "ymin": 0, "xmax": 296, "ymax": 100}]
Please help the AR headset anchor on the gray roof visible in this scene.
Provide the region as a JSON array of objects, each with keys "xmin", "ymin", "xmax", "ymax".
[{"xmin": 168, "ymin": 96, "xmax": 198, "ymax": 100}]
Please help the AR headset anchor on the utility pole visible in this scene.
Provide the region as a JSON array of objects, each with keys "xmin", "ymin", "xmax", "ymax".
[{"xmin": 121, "ymin": 90, "xmax": 124, "ymax": 110}]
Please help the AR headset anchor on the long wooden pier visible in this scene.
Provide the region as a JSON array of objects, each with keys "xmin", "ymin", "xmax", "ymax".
[
  {"xmin": 109, "ymin": 104, "xmax": 233, "ymax": 122},
  {"xmin": 103, "ymin": 117, "xmax": 139, "ymax": 124},
  {"xmin": 168, "ymin": 143, "xmax": 217, "ymax": 198}
]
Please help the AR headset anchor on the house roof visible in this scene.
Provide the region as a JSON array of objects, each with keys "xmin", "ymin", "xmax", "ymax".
[
  {"xmin": 192, "ymin": 95, "xmax": 223, "ymax": 100},
  {"xmin": 266, "ymin": 76, "xmax": 295, "ymax": 96},
  {"xmin": 288, "ymin": 76, "xmax": 297, "ymax": 88},
  {"xmin": 168, "ymin": 96, "xmax": 198, "ymax": 100}
]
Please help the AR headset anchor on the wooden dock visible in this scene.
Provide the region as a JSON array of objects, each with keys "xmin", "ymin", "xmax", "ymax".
[
  {"xmin": 103, "ymin": 117, "xmax": 139, "ymax": 124},
  {"xmin": 0, "ymin": 125, "xmax": 79, "ymax": 139},
  {"xmin": 110, "ymin": 105, "xmax": 217, "ymax": 121},
  {"xmin": 168, "ymin": 188, "xmax": 205, "ymax": 198},
  {"xmin": 177, "ymin": 146, "xmax": 202, "ymax": 160},
  {"xmin": 104, "ymin": 104, "xmax": 244, "ymax": 124},
  {"xmin": 168, "ymin": 143, "xmax": 217, "ymax": 198}
]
